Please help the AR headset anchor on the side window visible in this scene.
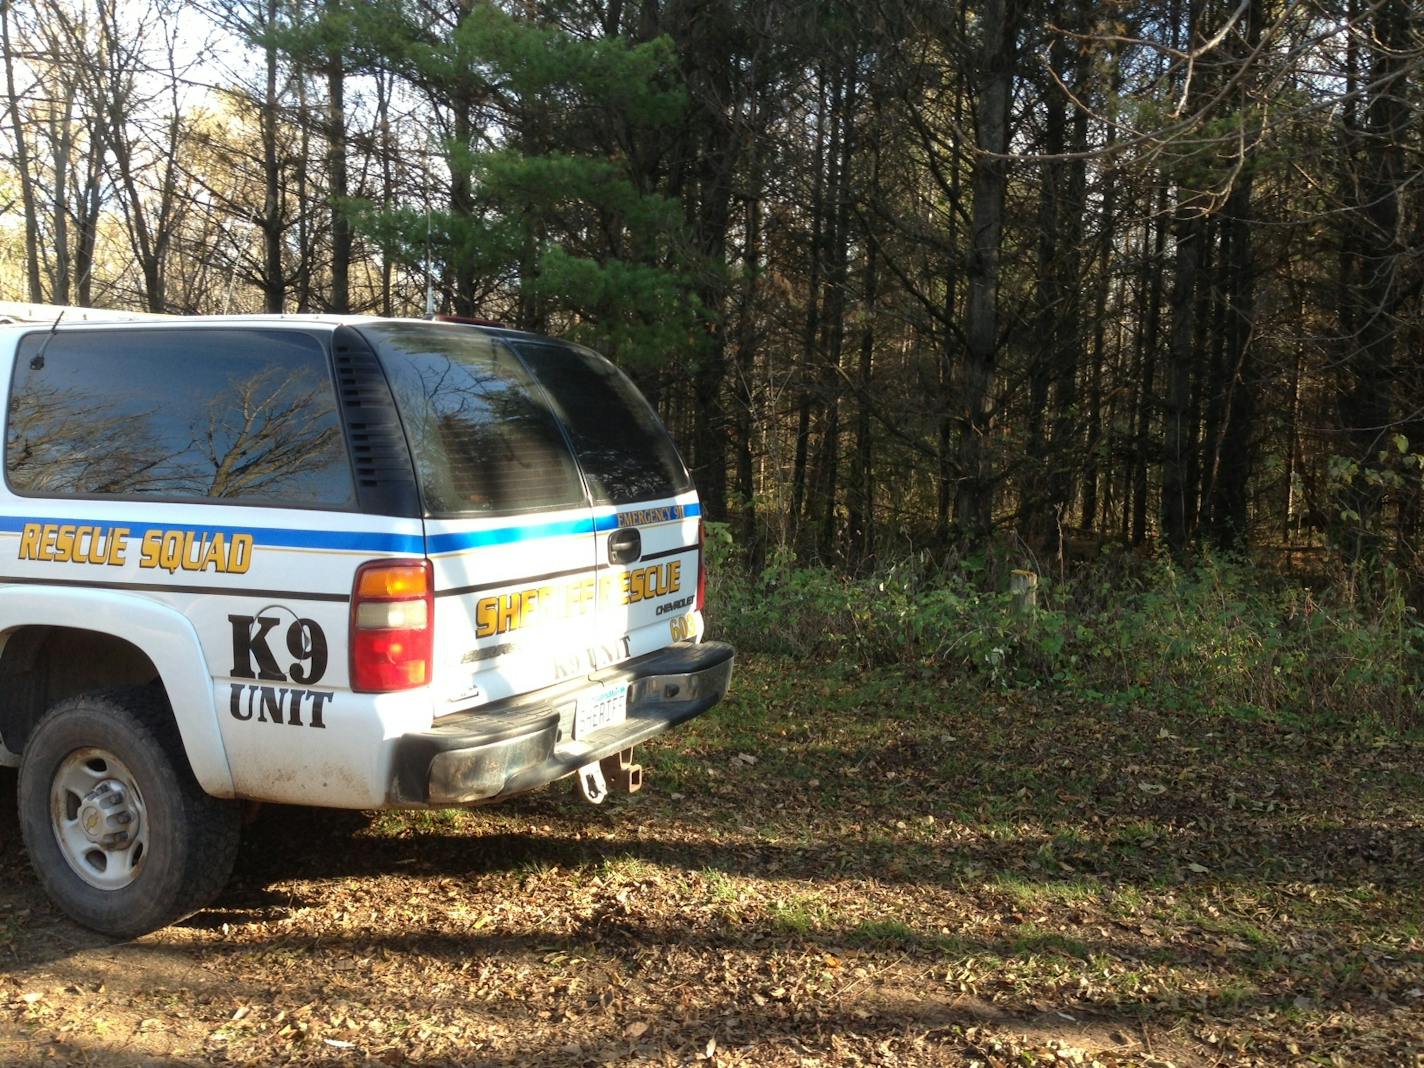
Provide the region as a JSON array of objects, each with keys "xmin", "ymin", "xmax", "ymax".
[{"xmin": 6, "ymin": 328, "xmax": 356, "ymax": 508}]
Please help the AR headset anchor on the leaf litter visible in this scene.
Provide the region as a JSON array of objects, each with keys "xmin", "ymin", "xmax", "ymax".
[{"xmin": 0, "ymin": 652, "xmax": 1420, "ymax": 1065}]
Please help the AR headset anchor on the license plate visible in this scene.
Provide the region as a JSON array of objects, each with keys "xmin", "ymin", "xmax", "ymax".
[{"xmin": 574, "ymin": 682, "xmax": 628, "ymax": 740}]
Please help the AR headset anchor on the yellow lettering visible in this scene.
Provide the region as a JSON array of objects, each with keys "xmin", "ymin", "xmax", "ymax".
[
  {"xmin": 475, "ymin": 597, "xmax": 497, "ymax": 639},
  {"xmin": 201, "ymin": 532, "xmax": 227, "ymax": 572},
  {"xmin": 158, "ymin": 530, "xmax": 184, "ymax": 572},
  {"xmin": 54, "ymin": 524, "xmax": 76, "ymax": 563},
  {"xmin": 38, "ymin": 525, "xmax": 58, "ymax": 561},
  {"xmin": 497, "ymin": 594, "xmax": 520, "ymax": 634},
  {"xmin": 139, "ymin": 529, "xmax": 162, "ymax": 569},
  {"xmin": 107, "ymin": 528, "xmax": 128, "ymax": 566},
  {"xmin": 16, "ymin": 524, "xmax": 134, "ymax": 568},
  {"xmin": 181, "ymin": 531, "xmax": 204, "ymax": 571},
  {"xmin": 228, "ymin": 533, "xmax": 252, "ymax": 573},
  {"xmin": 18, "ymin": 523, "xmax": 40, "ymax": 560}
]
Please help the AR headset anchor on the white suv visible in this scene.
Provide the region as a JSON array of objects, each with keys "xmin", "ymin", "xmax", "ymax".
[{"xmin": 0, "ymin": 312, "xmax": 733, "ymax": 936}]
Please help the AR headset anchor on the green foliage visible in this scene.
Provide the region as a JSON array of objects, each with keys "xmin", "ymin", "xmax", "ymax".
[
  {"xmin": 533, "ymin": 246, "xmax": 700, "ymax": 368},
  {"xmin": 706, "ymin": 537, "xmax": 1073, "ymax": 685},
  {"xmin": 706, "ymin": 535, "xmax": 1424, "ymax": 730},
  {"xmin": 447, "ymin": 6, "xmax": 685, "ymax": 126},
  {"xmin": 346, "ymin": 2, "xmax": 701, "ymax": 364}
]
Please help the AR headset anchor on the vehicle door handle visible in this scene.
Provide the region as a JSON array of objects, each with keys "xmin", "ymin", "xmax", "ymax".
[{"xmin": 607, "ymin": 527, "xmax": 642, "ymax": 565}]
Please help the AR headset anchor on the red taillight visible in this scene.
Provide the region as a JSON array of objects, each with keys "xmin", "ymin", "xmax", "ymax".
[
  {"xmin": 350, "ymin": 560, "xmax": 433, "ymax": 692},
  {"xmin": 696, "ymin": 519, "xmax": 706, "ymax": 614}
]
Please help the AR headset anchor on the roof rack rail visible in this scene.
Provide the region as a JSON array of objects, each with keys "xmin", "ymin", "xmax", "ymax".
[
  {"xmin": 433, "ymin": 313, "xmax": 508, "ymax": 329},
  {"xmin": 0, "ymin": 302, "xmax": 174, "ymax": 325}
]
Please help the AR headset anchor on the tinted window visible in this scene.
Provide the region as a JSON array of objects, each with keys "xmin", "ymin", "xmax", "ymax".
[
  {"xmin": 358, "ymin": 322, "xmax": 585, "ymax": 516},
  {"xmin": 509, "ymin": 340, "xmax": 692, "ymax": 505},
  {"xmin": 6, "ymin": 328, "xmax": 355, "ymax": 507}
]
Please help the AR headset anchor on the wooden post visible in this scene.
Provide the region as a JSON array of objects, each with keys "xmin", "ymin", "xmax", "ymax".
[{"xmin": 1011, "ymin": 569, "xmax": 1038, "ymax": 616}]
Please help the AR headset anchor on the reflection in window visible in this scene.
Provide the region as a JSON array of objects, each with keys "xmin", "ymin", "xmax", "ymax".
[
  {"xmin": 511, "ymin": 340, "xmax": 692, "ymax": 506},
  {"xmin": 6, "ymin": 329, "xmax": 355, "ymax": 508},
  {"xmin": 359, "ymin": 323, "xmax": 585, "ymax": 516}
]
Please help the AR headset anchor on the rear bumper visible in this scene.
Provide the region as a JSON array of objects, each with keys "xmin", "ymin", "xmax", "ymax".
[{"xmin": 391, "ymin": 641, "xmax": 734, "ymax": 805}]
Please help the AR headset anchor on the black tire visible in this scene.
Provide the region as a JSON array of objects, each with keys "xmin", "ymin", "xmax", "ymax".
[{"xmin": 17, "ymin": 687, "xmax": 240, "ymax": 938}]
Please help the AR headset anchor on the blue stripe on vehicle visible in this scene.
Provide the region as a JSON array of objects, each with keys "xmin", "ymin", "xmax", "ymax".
[
  {"xmin": 0, "ymin": 500, "xmax": 702, "ymax": 557},
  {"xmin": 428, "ymin": 501, "xmax": 701, "ymax": 554},
  {"xmin": 425, "ymin": 516, "xmax": 597, "ymax": 554},
  {"xmin": 0, "ymin": 515, "xmax": 424, "ymax": 555}
]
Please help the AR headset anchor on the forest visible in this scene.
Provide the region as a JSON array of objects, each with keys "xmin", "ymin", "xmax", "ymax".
[
  {"xmin": 4, "ymin": 0, "xmax": 1420, "ymax": 575},
  {"xmin": 3, "ymin": 5, "xmax": 1424, "ymax": 1065}
]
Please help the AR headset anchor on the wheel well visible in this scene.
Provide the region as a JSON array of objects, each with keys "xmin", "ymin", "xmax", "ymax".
[{"xmin": 0, "ymin": 627, "xmax": 161, "ymax": 755}]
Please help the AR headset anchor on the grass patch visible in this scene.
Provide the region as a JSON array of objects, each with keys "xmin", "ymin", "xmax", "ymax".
[
  {"xmin": 991, "ymin": 873, "xmax": 1099, "ymax": 907},
  {"xmin": 1007, "ymin": 924, "xmax": 1093, "ymax": 960},
  {"xmin": 597, "ymin": 854, "xmax": 661, "ymax": 881},
  {"xmin": 368, "ymin": 808, "xmax": 473, "ymax": 837},
  {"xmin": 770, "ymin": 894, "xmax": 832, "ymax": 935}
]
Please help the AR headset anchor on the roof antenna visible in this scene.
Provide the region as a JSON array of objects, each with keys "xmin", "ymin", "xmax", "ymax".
[{"xmin": 29, "ymin": 307, "xmax": 65, "ymax": 371}]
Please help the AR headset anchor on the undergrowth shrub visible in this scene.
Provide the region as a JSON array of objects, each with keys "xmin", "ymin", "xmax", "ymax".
[{"xmin": 704, "ymin": 525, "xmax": 1424, "ymax": 730}]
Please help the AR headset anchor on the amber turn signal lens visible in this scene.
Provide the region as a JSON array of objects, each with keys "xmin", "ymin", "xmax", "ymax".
[{"xmin": 357, "ymin": 563, "xmax": 428, "ymax": 599}]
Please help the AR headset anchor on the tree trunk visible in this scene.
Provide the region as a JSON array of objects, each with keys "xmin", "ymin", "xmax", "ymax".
[
  {"xmin": 813, "ymin": 65, "xmax": 856, "ymax": 559},
  {"xmin": 1209, "ymin": 174, "xmax": 1257, "ymax": 550},
  {"xmin": 1131, "ymin": 208, "xmax": 1166, "ymax": 546},
  {"xmin": 1163, "ymin": 207, "xmax": 1205, "ymax": 554},
  {"xmin": 953, "ymin": 0, "xmax": 1017, "ymax": 549},
  {"xmin": 47, "ymin": 80, "xmax": 74, "ymax": 305},
  {"xmin": 1044, "ymin": 22, "xmax": 1089, "ymax": 552},
  {"xmin": 731, "ymin": 67, "xmax": 766, "ymax": 550},
  {"xmin": 326, "ymin": 0, "xmax": 350, "ymax": 314},
  {"xmin": 1205, "ymin": 0, "xmax": 1264, "ymax": 551},
  {"xmin": 847, "ymin": 104, "xmax": 881, "ymax": 566},
  {"xmin": 789, "ymin": 67, "xmax": 829, "ymax": 541},
  {"xmin": 934, "ymin": 69, "xmax": 966, "ymax": 546},
  {"xmin": 2, "ymin": 0, "xmax": 44, "ymax": 302},
  {"xmin": 451, "ymin": 90, "xmax": 478, "ymax": 318},
  {"xmin": 376, "ymin": 67, "xmax": 394, "ymax": 317},
  {"xmin": 1336, "ymin": 0, "xmax": 1410, "ymax": 563},
  {"xmin": 1024, "ymin": 17, "xmax": 1066, "ymax": 542},
  {"xmin": 261, "ymin": 0, "xmax": 285, "ymax": 313},
  {"xmin": 689, "ymin": 99, "xmax": 737, "ymax": 522}
]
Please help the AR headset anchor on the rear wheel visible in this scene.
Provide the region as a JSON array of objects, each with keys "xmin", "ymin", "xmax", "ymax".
[{"xmin": 18, "ymin": 688, "xmax": 240, "ymax": 938}]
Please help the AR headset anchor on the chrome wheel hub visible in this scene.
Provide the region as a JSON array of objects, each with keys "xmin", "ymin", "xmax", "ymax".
[{"xmin": 51, "ymin": 748, "xmax": 149, "ymax": 891}]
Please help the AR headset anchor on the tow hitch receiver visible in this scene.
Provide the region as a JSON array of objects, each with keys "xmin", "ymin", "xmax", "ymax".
[
  {"xmin": 574, "ymin": 747, "xmax": 643, "ymax": 805},
  {"xmin": 601, "ymin": 747, "xmax": 643, "ymax": 794}
]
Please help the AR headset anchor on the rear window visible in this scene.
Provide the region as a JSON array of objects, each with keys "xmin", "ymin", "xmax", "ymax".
[
  {"xmin": 509, "ymin": 339, "xmax": 692, "ymax": 505},
  {"xmin": 6, "ymin": 327, "xmax": 355, "ymax": 508},
  {"xmin": 358, "ymin": 322, "xmax": 586, "ymax": 516}
]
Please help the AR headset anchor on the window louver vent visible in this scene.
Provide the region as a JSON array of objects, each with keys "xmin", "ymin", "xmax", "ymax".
[{"xmin": 331, "ymin": 327, "xmax": 421, "ymax": 517}]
